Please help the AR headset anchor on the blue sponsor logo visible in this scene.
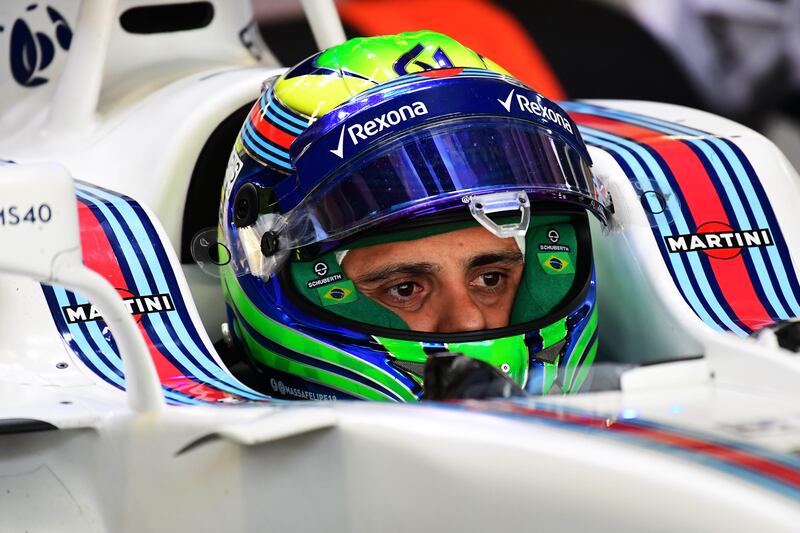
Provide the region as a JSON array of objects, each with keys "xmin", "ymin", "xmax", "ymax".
[{"xmin": 2, "ymin": 4, "xmax": 72, "ymax": 88}]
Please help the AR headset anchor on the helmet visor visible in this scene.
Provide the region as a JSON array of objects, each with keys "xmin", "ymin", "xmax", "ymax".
[{"xmin": 279, "ymin": 117, "xmax": 609, "ymax": 254}]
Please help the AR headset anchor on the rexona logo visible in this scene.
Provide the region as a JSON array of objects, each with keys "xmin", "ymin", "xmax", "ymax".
[
  {"xmin": 330, "ymin": 101, "xmax": 429, "ymax": 158},
  {"xmin": 62, "ymin": 292, "xmax": 175, "ymax": 324},
  {"xmin": 498, "ymin": 89, "xmax": 573, "ymax": 134},
  {"xmin": 664, "ymin": 222, "xmax": 773, "ymax": 259}
]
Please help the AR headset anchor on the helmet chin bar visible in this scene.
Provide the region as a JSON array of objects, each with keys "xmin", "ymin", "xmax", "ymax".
[{"xmin": 468, "ymin": 191, "xmax": 531, "ymax": 252}]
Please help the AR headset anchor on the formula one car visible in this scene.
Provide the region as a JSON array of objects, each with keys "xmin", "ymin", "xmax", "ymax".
[{"xmin": 1, "ymin": 1, "xmax": 800, "ymax": 531}]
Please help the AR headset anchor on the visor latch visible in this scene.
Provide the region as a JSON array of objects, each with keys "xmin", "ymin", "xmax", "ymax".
[{"xmin": 468, "ymin": 191, "xmax": 531, "ymax": 238}]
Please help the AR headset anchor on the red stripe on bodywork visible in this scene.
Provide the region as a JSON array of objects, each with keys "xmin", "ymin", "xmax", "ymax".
[
  {"xmin": 250, "ymin": 105, "xmax": 295, "ymax": 149},
  {"xmin": 571, "ymin": 112, "xmax": 773, "ymax": 330},
  {"xmin": 77, "ymin": 202, "xmax": 232, "ymax": 402},
  {"xmin": 478, "ymin": 403, "xmax": 800, "ymax": 490}
]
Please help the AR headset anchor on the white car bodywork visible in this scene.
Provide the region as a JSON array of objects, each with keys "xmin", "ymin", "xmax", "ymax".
[{"xmin": 1, "ymin": 1, "xmax": 800, "ymax": 531}]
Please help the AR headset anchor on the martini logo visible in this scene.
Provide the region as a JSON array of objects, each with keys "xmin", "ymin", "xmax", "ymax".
[
  {"xmin": 664, "ymin": 222, "xmax": 773, "ymax": 259},
  {"xmin": 62, "ymin": 292, "xmax": 174, "ymax": 324},
  {"xmin": 330, "ymin": 101, "xmax": 429, "ymax": 158},
  {"xmin": 318, "ymin": 281, "xmax": 358, "ymax": 306},
  {"xmin": 538, "ymin": 252, "xmax": 574, "ymax": 275},
  {"xmin": 498, "ymin": 89, "xmax": 573, "ymax": 133}
]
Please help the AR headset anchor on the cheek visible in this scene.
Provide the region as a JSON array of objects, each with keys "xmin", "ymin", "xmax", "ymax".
[
  {"xmin": 390, "ymin": 307, "xmax": 440, "ymax": 333},
  {"xmin": 483, "ymin": 291, "xmax": 517, "ymax": 328}
]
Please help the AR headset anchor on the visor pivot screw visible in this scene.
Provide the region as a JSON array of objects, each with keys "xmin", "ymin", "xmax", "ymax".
[
  {"xmin": 233, "ymin": 183, "xmax": 260, "ymax": 228},
  {"xmin": 221, "ymin": 322, "xmax": 234, "ymax": 347},
  {"xmin": 519, "ymin": 196, "xmax": 527, "ymax": 204},
  {"xmin": 261, "ymin": 231, "xmax": 279, "ymax": 257}
]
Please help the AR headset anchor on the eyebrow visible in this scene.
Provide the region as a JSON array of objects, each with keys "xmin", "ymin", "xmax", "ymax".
[
  {"xmin": 355, "ymin": 262, "xmax": 441, "ymax": 284},
  {"xmin": 466, "ymin": 250, "xmax": 524, "ymax": 270}
]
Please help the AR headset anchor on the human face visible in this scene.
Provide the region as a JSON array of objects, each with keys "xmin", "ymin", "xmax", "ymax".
[{"xmin": 340, "ymin": 227, "xmax": 524, "ymax": 333}]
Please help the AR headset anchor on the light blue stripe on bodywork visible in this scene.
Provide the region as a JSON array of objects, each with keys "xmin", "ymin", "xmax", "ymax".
[
  {"xmin": 75, "ymin": 186, "xmax": 271, "ymax": 400},
  {"xmin": 582, "ymin": 130, "xmax": 741, "ymax": 333},
  {"xmin": 572, "ymin": 103, "xmax": 791, "ymax": 319},
  {"xmin": 568, "ymin": 102, "xmax": 800, "ymax": 317},
  {"xmin": 52, "ymin": 287, "xmax": 126, "ymax": 387},
  {"xmin": 51, "ymin": 286, "xmax": 201, "ymax": 405}
]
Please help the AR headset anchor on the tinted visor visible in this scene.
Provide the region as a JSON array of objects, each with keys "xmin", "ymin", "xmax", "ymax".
[{"xmin": 280, "ymin": 117, "xmax": 609, "ymax": 252}]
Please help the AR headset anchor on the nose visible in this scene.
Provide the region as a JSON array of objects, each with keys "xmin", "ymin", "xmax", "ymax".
[{"xmin": 434, "ymin": 283, "xmax": 487, "ymax": 333}]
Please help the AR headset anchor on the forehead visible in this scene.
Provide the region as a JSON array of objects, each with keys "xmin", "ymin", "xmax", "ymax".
[{"xmin": 344, "ymin": 226, "xmax": 519, "ymax": 268}]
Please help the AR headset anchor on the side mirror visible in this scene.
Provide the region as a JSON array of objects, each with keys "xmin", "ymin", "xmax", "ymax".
[
  {"xmin": 422, "ymin": 352, "xmax": 527, "ymax": 401},
  {"xmin": 0, "ymin": 162, "xmax": 82, "ymax": 281},
  {"xmin": 0, "ymin": 163, "xmax": 163, "ymax": 412}
]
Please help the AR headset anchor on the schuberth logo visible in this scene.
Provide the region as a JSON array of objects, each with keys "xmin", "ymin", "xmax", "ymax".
[
  {"xmin": 62, "ymin": 292, "xmax": 175, "ymax": 324},
  {"xmin": 665, "ymin": 222, "xmax": 773, "ymax": 259},
  {"xmin": 307, "ymin": 273, "xmax": 342, "ymax": 289},
  {"xmin": 313, "ymin": 262, "xmax": 329, "ymax": 276}
]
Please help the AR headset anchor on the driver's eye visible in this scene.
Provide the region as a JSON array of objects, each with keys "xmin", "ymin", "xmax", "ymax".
[
  {"xmin": 482, "ymin": 272, "xmax": 501, "ymax": 287},
  {"xmin": 384, "ymin": 281, "xmax": 423, "ymax": 305},
  {"xmin": 395, "ymin": 282, "xmax": 415, "ymax": 297}
]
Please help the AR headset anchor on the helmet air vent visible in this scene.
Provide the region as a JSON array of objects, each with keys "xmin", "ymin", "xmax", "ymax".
[{"xmin": 120, "ymin": 2, "xmax": 214, "ymax": 34}]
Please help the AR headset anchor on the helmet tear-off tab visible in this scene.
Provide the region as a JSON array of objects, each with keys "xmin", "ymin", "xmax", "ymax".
[{"xmin": 468, "ymin": 191, "xmax": 530, "ymax": 254}]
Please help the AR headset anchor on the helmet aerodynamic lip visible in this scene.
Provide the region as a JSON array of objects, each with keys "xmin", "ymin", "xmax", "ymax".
[
  {"xmin": 278, "ymin": 207, "xmax": 594, "ymax": 344},
  {"xmin": 291, "ymin": 72, "xmax": 593, "ymax": 186},
  {"xmin": 291, "ymin": 69, "xmax": 591, "ymax": 164}
]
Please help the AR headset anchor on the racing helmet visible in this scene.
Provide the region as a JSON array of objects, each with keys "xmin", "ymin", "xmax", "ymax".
[{"xmin": 219, "ymin": 31, "xmax": 611, "ymax": 401}]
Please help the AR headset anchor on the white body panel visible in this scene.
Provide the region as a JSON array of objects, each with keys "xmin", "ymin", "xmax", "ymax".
[
  {"xmin": 1, "ymin": 1, "xmax": 800, "ymax": 531},
  {"xmin": 1, "ymin": 0, "xmax": 281, "ymax": 337}
]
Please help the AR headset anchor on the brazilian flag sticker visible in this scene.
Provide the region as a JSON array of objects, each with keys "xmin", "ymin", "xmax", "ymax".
[
  {"xmin": 318, "ymin": 280, "xmax": 358, "ymax": 306},
  {"xmin": 538, "ymin": 252, "xmax": 574, "ymax": 275}
]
